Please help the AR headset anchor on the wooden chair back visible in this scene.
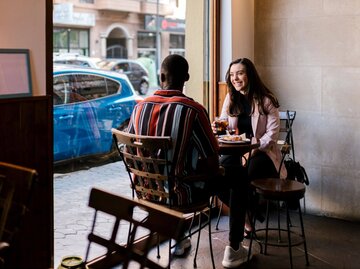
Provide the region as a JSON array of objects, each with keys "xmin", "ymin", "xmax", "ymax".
[
  {"xmin": 85, "ymin": 188, "xmax": 185, "ymax": 269},
  {"xmin": 0, "ymin": 162, "xmax": 37, "ymax": 267},
  {"xmin": 112, "ymin": 129, "xmax": 173, "ymax": 206},
  {"xmin": 111, "ymin": 129, "xmax": 216, "ymax": 268},
  {"xmin": 0, "ymin": 162, "xmax": 37, "ymax": 242}
]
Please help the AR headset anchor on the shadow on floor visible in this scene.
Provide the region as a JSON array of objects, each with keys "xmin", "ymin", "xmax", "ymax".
[{"xmin": 168, "ymin": 211, "xmax": 360, "ymax": 269}]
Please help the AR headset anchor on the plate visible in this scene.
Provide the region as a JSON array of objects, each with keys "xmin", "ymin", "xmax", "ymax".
[{"xmin": 218, "ymin": 135, "xmax": 250, "ymax": 144}]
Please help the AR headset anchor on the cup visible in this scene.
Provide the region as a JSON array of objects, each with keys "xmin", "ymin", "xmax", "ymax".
[
  {"xmin": 227, "ymin": 127, "xmax": 236, "ymax": 135},
  {"xmin": 213, "ymin": 117, "xmax": 228, "ymax": 135}
]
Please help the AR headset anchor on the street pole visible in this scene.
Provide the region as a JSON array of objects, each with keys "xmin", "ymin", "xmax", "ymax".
[{"xmin": 156, "ymin": 0, "xmax": 161, "ymax": 76}]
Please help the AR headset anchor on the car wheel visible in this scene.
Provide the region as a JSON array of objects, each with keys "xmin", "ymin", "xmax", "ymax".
[{"xmin": 138, "ymin": 80, "xmax": 149, "ymax": 95}]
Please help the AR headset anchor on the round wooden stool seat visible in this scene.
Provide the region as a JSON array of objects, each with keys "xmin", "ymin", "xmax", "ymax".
[{"xmin": 251, "ymin": 178, "xmax": 305, "ymax": 201}]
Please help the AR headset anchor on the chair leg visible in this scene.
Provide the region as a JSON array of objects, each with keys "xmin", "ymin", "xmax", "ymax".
[
  {"xmin": 188, "ymin": 214, "xmax": 195, "ymax": 239},
  {"xmin": 285, "ymin": 203, "xmax": 294, "ymax": 269},
  {"xmin": 193, "ymin": 211, "xmax": 215, "ymax": 269},
  {"xmin": 193, "ymin": 213, "xmax": 202, "ymax": 268},
  {"xmin": 247, "ymin": 210, "xmax": 256, "ymax": 261},
  {"xmin": 168, "ymin": 240, "xmax": 171, "ymax": 269},
  {"xmin": 264, "ymin": 200, "xmax": 270, "ymax": 255},
  {"xmin": 277, "ymin": 201, "xmax": 281, "ymax": 243},
  {"xmin": 193, "ymin": 200, "xmax": 215, "ymax": 269},
  {"xmin": 207, "ymin": 211, "xmax": 216, "ymax": 269},
  {"xmin": 157, "ymin": 234, "xmax": 161, "ymax": 259},
  {"xmin": 215, "ymin": 201, "xmax": 223, "ymax": 230},
  {"xmin": 297, "ymin": 200, "xmax": 310, "ymax": 266}
]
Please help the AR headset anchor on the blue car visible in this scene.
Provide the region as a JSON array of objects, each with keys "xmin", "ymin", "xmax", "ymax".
[{"xmin": 53, "ymin": 65, "xmax": 142, "ymax": 163}]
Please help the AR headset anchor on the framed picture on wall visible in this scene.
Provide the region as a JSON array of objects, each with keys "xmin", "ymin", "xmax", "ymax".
[{"xmin": 0, "ymin": 48, "xmax": 32, "ymax": 99}]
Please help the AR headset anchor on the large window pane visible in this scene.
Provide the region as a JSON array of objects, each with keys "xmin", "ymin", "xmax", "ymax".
[{"xmin": 53, "ymin": 27, "xmax": 89, "ymax": 55}]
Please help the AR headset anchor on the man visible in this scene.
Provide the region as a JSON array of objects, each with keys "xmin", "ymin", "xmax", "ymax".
[{"xmin": 127, "ymin": 54, "xmax": 251, "ymax": 268}]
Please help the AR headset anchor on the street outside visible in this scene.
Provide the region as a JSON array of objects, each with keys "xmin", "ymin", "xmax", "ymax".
[
  {"xmin": 54, "ymin": 159, "xmax": 132, "ymax": 267},
  {"xmin": 54, "ymin": 85, "xmax": 160, "ymax": 267}
]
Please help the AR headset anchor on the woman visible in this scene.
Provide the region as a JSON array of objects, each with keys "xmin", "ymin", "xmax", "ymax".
[
  {"xmin": 219, "ymin": 57, "xmax": 286, "ymax": 179},
  {"xmin": 218, "ymin": 58, "xmax": 287, "ymax": 235}
]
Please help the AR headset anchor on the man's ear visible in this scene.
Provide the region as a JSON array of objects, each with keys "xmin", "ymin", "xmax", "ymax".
[
  {"xmin": 185, "ymin": 73, "xmax": 190, "ymax": 81},
  {"xmin": 160, "ymin": 73, "xmax": 166, "ymax": 82}
]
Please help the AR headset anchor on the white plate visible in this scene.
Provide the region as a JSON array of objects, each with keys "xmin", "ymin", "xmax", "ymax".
[{"xmin": 218, "ymin": 135, "xmax": 250, "ymax": 144}]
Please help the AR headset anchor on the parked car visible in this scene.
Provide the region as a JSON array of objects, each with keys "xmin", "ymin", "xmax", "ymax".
[
  {"xmin": 53, "ymin": 53, "xmax": 109, "ymax": 69},
  {"xmin": 53, "ymin": 54, "xmax": 150, "ymax": 95},
  {"xmin": 53, "ymin": 64, "xmax": 142, "ymax": 163},
  {"xmin": 102, "ymin": 59, "xmax": 150, "ymax": 95}
]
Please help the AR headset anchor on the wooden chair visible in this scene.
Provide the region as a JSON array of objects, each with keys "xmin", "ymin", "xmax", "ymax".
[
  {"xmin": 111, "ymin": 129, "xmax": 216, "ymax": 269},
  {"xmin": 278, "ymin": 110, "xmax": 309, "ymax": 211},
  {"xmin": 85, "ymin": 188, "xmax": 186, "ymax": 269},
  {"xmin": 0, "ymin": 162, "xmax": 37, "ymax": 268},
  {"xmin": 278, "ymin": 110, "xmax": 296, "ymax": 161}
]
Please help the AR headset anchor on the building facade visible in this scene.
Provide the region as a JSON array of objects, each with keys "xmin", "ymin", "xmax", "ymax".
[{"xmin": 53, "ymin": 0, "xmax": 185, "ymax": 64}]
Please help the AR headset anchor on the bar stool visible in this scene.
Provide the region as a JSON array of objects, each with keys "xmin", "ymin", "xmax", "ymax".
[{"xmin": 248, "ymin": 178, "xmax": 309, "ymax": 269}]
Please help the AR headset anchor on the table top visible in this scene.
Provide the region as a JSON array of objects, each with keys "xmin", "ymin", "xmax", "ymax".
[{"xmin": 218, "ymin": 138, "xmax": 260, "ymax": 155}]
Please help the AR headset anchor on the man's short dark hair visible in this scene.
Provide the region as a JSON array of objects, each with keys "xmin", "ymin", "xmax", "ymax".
[{"xmin": 161, "ymin": 54, "xmax": 189, "ymax": 82}]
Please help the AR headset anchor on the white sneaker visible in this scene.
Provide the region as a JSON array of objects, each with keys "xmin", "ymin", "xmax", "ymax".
[
  {"xmin": 172, "ymin": 237, "xmax": 191, "ymax": 256},
  {"xmin": 222, "ymin": 244, "xmax": 252, "ymax": 268}
]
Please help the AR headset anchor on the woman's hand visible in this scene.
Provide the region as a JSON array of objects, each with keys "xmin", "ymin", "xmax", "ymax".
[{"xmin": 211, "ymin": 121, "xmax": 217, "ymax": 134}]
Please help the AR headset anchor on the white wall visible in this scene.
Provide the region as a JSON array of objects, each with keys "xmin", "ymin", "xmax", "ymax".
[
  {"xmin": 220, "ymin": 0, "xmax": 254, "ymax": 80},
  {"xmin": 220, "ymin": 0, "xmax": 360, "ymax": 221},
  {"xmin": 254, "ymin": 0, "xmax": 360, "ymax": 221},
  {"xmin": 0, "ymin": 0, "xmax": 46, "ymax": 96}
]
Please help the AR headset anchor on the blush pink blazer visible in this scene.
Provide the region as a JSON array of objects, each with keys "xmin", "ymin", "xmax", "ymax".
[{"xmin": 220, "ymin": 93, "xmax": 287, "ymax": 179}]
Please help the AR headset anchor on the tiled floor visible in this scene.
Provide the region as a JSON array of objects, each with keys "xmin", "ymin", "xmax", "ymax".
[
  {"xmin": 168, "ymin": 210, "xmax": 360, "ymax": 269},
  {"xmin": 55, "ymin": 160, "xmax": 360, "ymax": 269}
]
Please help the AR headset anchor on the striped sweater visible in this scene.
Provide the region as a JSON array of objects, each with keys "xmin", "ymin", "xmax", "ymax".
[{"xmin": 128, "ymin": 89, "xmax": 219, "ymax": 206}]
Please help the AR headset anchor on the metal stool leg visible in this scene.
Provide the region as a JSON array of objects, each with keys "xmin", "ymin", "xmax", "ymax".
[
  {"xmin": 297, "ymin": 200, "xmax": 310, "ymax": 266},
  {"xmin": 285, "ymin": 202, "xmax": 294, "ymax": 269},
  {"xmin": 277, "ymin": 201, "xmax": 281, "ymax": 242},
  {"xmin": 264, "ymin": 200, "xmax": 270, "ymax": 255}
]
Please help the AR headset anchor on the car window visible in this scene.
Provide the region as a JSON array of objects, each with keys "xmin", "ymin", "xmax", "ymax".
[
  {"xmin": 117, "ymin": 63, "xmax": 130, "ymax": 72},
  {"xmin": 67, "ymin": 60, "xmax": 91, "ymax": 67},
  {"xmin": 53, "ymin": 74, "xmax": 84, "ymax": 104},
  {"xmin": 132, "ymin": 63, "xmax": 143, "ymax": 72},
  {"xmin": 54, "ymin": 60, "xmax": 67, "ymax": 65},
  {"xmin": 53, "ymin": 73, "xmax": 122, "ymax": 105}
]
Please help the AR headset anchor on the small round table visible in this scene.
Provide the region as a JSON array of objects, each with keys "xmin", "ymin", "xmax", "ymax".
[{"xmin": 218, "ymin": 140, "xmax": 260, "ymax": 156}]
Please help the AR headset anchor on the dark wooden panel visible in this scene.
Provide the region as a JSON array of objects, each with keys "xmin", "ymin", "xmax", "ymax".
[
  {"xmin": 0, "ymin": 96, "xmax": 53, "ymax": 269},
  {"xmin": 215, "ymin": 81, "xmax": 228, "ymax": 118}
]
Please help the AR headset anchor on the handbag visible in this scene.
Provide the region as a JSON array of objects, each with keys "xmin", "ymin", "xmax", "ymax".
[
  {"xmin": 283, "ymin": 158, "xmax": 309, "ymax": 210},
  {"xmin": 284, "ymin": 158, "xmax": 309, "ymax": 185}
]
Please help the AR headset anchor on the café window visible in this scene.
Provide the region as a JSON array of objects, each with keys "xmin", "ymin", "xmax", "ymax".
[
  {"xmin": 53, "ymin": 27, "xmax": 90, "ymax": 56},
  {"xmin": 169, "ymin": 34, "xmax": 185, "ymax": 56},
  {"xmin": 137, "ymin": 31, "xmax": 157, "ymax": 60}
]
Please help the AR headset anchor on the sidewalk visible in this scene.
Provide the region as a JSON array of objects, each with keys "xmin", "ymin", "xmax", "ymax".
[{"xmin": 54, "ymin": 160, "xmax": 131, "ymax": 267}]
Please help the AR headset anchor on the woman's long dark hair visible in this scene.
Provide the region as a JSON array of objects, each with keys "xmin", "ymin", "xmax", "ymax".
[{"xmin": 225, "ymin": 58, "xmax": 279, "ymax": 116}]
